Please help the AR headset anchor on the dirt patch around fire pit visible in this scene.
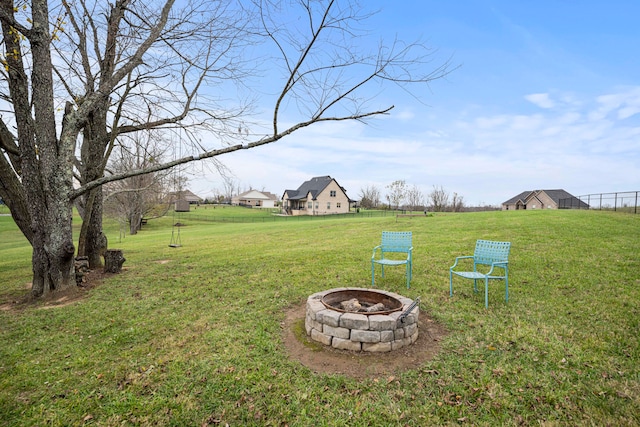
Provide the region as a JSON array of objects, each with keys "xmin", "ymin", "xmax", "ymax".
[{"xmin": 281, "ymin": 302, "xmax": 447, "ymax": 378}]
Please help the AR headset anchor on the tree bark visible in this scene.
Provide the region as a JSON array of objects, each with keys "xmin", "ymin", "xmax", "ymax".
[{"xmin": 104, "ymin": 249, "xmax": 126, "ymax": 273}]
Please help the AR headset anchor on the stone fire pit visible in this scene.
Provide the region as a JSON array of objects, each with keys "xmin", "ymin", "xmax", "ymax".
[{"xmin": 305, "ymin": 288, "xmax": 419, "ymax": 353}]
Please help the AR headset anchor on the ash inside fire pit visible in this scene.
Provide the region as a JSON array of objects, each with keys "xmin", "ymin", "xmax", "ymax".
[{"xmin": 321, "ymin": 289, "xmax": 403, "ymax": 315}]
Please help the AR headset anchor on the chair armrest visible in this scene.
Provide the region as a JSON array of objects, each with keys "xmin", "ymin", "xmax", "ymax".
[
  {"xmin": 450, "ymin": 255, "xmax": 474, "ymax": 269},
  {"xmin": 372, "ymin": 245, "xmax": 382, "ymax": 259},
  {"xmin": 486, "ymin": 260, "xmax": 508, "ymax": 275}
]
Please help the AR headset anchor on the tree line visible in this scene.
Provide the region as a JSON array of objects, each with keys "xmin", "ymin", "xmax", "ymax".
[{"xmin": 359, "ymin": 180, "xmax": 465, "ymax": 212}]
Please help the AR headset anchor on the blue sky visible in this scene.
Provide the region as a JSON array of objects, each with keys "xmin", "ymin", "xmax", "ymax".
[{"xmin": 190, "ymin": 0, "xmax": 640, "ymax": 206}]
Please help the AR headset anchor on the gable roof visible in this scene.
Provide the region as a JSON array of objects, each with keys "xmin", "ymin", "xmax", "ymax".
[
  {"xmin": 283, "ymin": 176, "xmax": 334, "ymax": 201},
  {"xmin": 236, "ymin": 190, "xmax": 278, "ymax": 201},
  {"xmin": 540, "ymin": 189, "xmax": 578, "ymax": 205},
  {"xmin": 502, "ymin": 191, "xmax": 531, "ymax": 205},
  {"xmin": 502, "ymin": 189, "xmax": 588, "ymax": 208},
  {"xmin": 168, "ymin": 189, "xmax": 202, "ymax": 202}
]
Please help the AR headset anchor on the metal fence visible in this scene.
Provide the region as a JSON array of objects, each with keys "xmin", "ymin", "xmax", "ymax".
[{"xmin": 559, "ymin": 191, "xmax": 639, "ymax": 214}]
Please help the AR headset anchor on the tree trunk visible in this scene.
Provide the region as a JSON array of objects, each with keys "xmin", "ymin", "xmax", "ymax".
[
  {"xmin": 104, "ymin": 249, "xmax": 126, "ymax": 273},
  {"xmin": 21, "ymin": 0, "xmax": 78, "ymax": 298},
  {"xmin": 77, "ymin": 103, "xmax": 112, "ymax": 268},
  {"xmin": 28, "ymin": 197, "xmax": 76, "ymax": 298},
  {"xmin": 128, "ymin": 204, "xmax": 143, "ymax": 235},
  {"xmin": 77, "ymin": 187, "xmax": 108, "ymax": 268}
]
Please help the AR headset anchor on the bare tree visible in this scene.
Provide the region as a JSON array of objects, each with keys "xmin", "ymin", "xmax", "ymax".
[
  {"xmin": 64, "ymin": 1, "xmax": 253, "ymax": 268},
  {"xmin": 358, "ymin": 184, "xmax": 381, "ymax": 209},
  {"xmin": 405, "ymin": 185, "xmax": 425, "ymax": 212},
  {"xmin": 220, "ymin": 174, "xmax": 239, "ymax": 203},
  {"xmin": 451, "ymin": 192, "xmax": 465, "ymax": 212},
  {"xmin": 428, "ymin": 185, "xmax": 450, "ymax": 212},
  {"xmin": 103, "ymin": 132, "xmax": 172, "ymax": 235},
  {"xmin": 0, "ymin": 0, "xmax": 453, "ymax": 297},
  {"xmin": 386, "ymin": 180, "xmax": 407, "ymax": 210}
]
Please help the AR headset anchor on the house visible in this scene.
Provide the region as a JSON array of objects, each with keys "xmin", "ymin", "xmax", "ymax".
[
  {"xmin": 167, "ymin": 189, "xmax": 203, "ymax": 205},
  {"xmin": 231, "ymin": 190, "xmax": 279, "ymax": 208},
  {"xmin": 282, "ymin": 175, "xmax": 354, "ymax": 216},
  {"xmin": 166, "ymin": 189, "xmax": 203, "ymax": 212},
  {"xmin": 502, "ymin": 189, "xmax": 589, "ymax": 210}
]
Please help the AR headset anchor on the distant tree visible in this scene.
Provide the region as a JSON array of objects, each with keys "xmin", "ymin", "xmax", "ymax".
[
  {"xmin": 358, "ymin": 185, "xmax": 381, "ymax": 209},
  {"xmin": 221, "ymin": 174, "xmax": 239, "ymax": 203},
  {"xmin": 103, "ymin": 132, "xmax": 171, "ymax": 235},
  {"xmin": 451, "ymin": 192, "xmax": 465, "ymax": 212},
  {"xmin": 428, "ymin": 185, "xmax": 450, "ymax": 212},
  {"xmin": 386, "ymin": 180, "xmax": 407, "ymax": 210},
  {"xmin": 406, "ymin": 185, "xmax": 425, "ymax": 212}
]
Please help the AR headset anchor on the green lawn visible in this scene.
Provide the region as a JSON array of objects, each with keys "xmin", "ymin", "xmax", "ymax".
[{"xmin": 0, "ymin": 209, "xmax": 638, "ymax": 426}]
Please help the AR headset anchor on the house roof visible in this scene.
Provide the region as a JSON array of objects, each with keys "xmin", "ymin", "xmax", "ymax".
[
  {"xmin": 236, "ymin": 190, "xmax": 278, "ymax": 201},
  {"xmin": 168, "ymin": 189, "xmax": 202, "ymax": 202},
  {"xmin": 283, "ymin": 175, "xmax": 334, "ymax": 201},
  {"xmin": 502, "ymin": 191, "xmax": 532, "ymax": 205},
  {"xmin": 502, "ymin": 189, "xmax": 589, "ymax": 207}
]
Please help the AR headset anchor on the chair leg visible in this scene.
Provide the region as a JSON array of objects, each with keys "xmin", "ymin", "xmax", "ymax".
[
  {"xmin": 371, "ymin": 261, "xmax": 375, "ymax": 287},
  {"xmin": 449, "ymin": 270, "xmax": 453, "ymax": 297},
  {"xmin": 406, "ymin": 263, "xmax": 410, "ymax": 289},
  {"xmin": 484, "ymin": 277, "xmax": 489, "ymax": 308},
  {"xmin": 473, "ymin": 279, "xmax": 478, "ymax": 293},
  {"xmin": 504, "ymin": 267, "xmax": 509, "ymax": 302}
]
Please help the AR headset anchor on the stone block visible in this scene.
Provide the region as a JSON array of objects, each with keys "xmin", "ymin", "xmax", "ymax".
[
  {"xmin": 368, "ymin": 314, "xmax": 396, "ymax": 331},
  {"xmin": 310, "ymin": 328, "xmax": 332, "ymax": 346},
  {"xmin": 362, "ymin": 341, "xmax": 392, "ymax": 352},
  {"xmin": 332, "ymin": 337, "xmax": 362, "ymax": 351},
  {"xmin": 323, "ymin": 324, "xmax": 351, "ymax": 340},
  {"xmin": 391, "ymin": 339, "xmax": 406, "ymax": 351},
  {"xmin": 317, "ymin": 309, "xmax": 341, "ymax": 328},
  {"xmin": 402, "ymin": 313, "xmax": 417, "ymax": 326},
  {"xmin": 394, "ymin": 327, "xmax": 405, "ymax": 340},
  {"xmin": 339, "ymin": 312, "xmax": 369, "ymax": 330},
  {"xmin": 305, "ymin": 315, "xmax": 323, "ymax": 335},
  {"xmin": 351, "ymin": 329, "xmax": 380, "ymax": 343},
  {"xmin": 306, "ymin": 299, "xmax": 325, "ymax": 320},
  {"xmin": 403, "ymin": 323, "xmax": 418, "ymax": 337},
  {"xmin": 380, "ymin": 330, "xmax": 394, "ymax": 342}
]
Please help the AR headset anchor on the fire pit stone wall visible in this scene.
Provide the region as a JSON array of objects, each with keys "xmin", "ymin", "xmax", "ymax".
[{"xmin": 305, "ymin": 287, "xmax": 419, "ymax": 353}]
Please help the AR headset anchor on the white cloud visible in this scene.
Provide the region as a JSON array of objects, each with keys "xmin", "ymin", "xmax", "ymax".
[
  {"xmin": 589, "ymin": 87, "xmax": 640, "ymax": 121},
  {"xmin": 524, "ymin": 93, "xmax": 555, "ymax": 109}
]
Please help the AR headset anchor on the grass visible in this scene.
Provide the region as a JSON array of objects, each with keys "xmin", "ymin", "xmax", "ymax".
[{"xmin": 1, "ymin": 208, "xmax": 639, "ymax": 426}]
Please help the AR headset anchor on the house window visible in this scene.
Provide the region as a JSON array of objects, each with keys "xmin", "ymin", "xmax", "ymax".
[
  {"xmin": 327, "ymin": 202, "xmax": 331, "ymax": 209},
  {"xmin": 308, "ymin": 202, "xmax": 312, "ymax": 209},
  {"xmin": 337, "ymin": 202, "xmax": 341, "ymax": 208},
  {"xmin": 315, "ymin": 202, "xmax": 319, "ymax": 209},
  {"xmin": 330, "ymin": 190, "xmax": 336, "ymax": 197}
]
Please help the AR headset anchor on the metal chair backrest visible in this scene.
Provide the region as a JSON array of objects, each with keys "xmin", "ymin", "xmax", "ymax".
[
  {"xmin": 381, "ymin": 231, "xmax": 412, "ymax": 253},
  {"xmin": 474, "ymin": 240, "xmax": 511, "ymax": 266}
]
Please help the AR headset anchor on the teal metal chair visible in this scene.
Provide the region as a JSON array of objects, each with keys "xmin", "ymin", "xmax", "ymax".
[
  {"xmin": 371, "ymin": 231, "xmax": 413, "ymax": 288},
  {"xmin": 449, "ymin": 240, "xmax": 511, "ymax": 308}
]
